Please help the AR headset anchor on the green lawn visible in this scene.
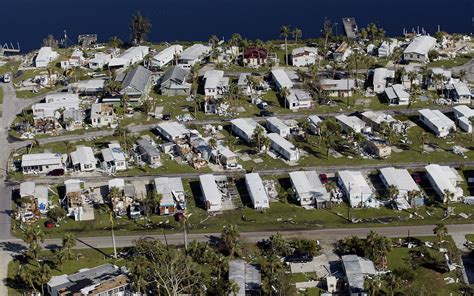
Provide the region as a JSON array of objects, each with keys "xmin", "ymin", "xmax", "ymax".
[{"xmin": 427, "ymin": 54, "xmax": 473, "ymax": 68}]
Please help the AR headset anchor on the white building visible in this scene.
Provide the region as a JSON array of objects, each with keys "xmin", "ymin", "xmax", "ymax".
[
  {"xmin": 319, "ymin": 79, "xmax": 355, "ymax": 97},
  {"xmin": 335, "ymin": 114, "xmax": 367, "ymax": 133},
  {"xmin": 453, "ymin": 105, "xmax": 474, "ymax": 133},
  {"xmin": 403, "ymin": 35, "xmax": 437, "ymax": 63},
  {"xmin": 108, "ymin": 46, "xmax": 149, "ymax": 68},
  {"xmin": 199, "ymin": 174, "xmax": 223, "ymax": 212},
  {"xmin": 101, "ymin": 143, "xmax": 127, "ymax": 173},
  {"xmin": 360, "ymin": 110, "xmax": 401, "ymax": 132},
  {"xmin": 154, "ymin": 177, "xmax": 186, "ymax": 215},
  {"xmin": 203, "ymin": 70, "xmax": 229, "ymax": 113},
  {"xmin": 289, "ymin": 171, "xmax": 330, "ymax": 208},
  {"xmin": 21, "ymin": 153, "xmax": 63, "ymax": 174},
  {"xmin": 425, "ymin": 164, "xmax": 463, "ymax": 202},
  {"xmin": 20, "ymin": 182, "xmax": 49, "ymax": 214},
  {"xmin": 35, "ymin": 47, "xmax": 58, "ymax": 68},
  {"xmin": 90, "ymin": 103, "xmax": 116, "ymax": 128},
  {"xmin": 292, "ymin": 47, "xmax": 318, "ymax": 67},
  {"xmin": 60, "ymin": 50, "xmax": 85, "ymax": 70},
  {"xmin": 338, "ymin": 170, "xmax": 375, "ymax": 208},
  {"xmin": 230, "ymin": 118, "xmax": 265, "ymax": 143},
  {"xmin": 151, "ymin": 45, "xmax": 183, "ymax": 68},
  {"xmin": 271, "ymin": 69, "xmax": 293, "ymax": 90},
  {"xmin": 179, "ymin": 44, "xmax": 211, "ymax": 67},
  {"xmin": 267, "ymin": 133, "xmax": 299, "ymax": 161},
  {"xmin": 70, "ymin": 146, "xmax": 97, "ymax": 172},
  {"xmin": 32, "ymin": 93, "xmax": 80, "ymax": 120},
  {"xmin": 342, "ymin": 255, "xmax": 377, "ymax": 295},
  {"xmin": 88, "ymin": 52, "xmax": 112, "ymax": 70},
  {"xmin": 266, "ymin": 117, "xmax": 291, "ymax": 138},
  {"xmin": 372, "ymin": 68, "xmax": 395, "ymax": 94},
  {"xmin": 378, "ymin": 39, "xmax": 399, "ymax": 57},
  {"xmin": 418, "ymin": 109, "xmax": 456, "ymax": 137},
  {"xmin": 379, "ymin": 167, "xmax": 420, "ymax": 199},
  {"xmin": 447, "ymin": 82, "xmax": 472, "ymax": 104},
  {"xmin": 384, "ymin": 84, "xmax": 410, "ymax": 105},
  {"xmin": 156, "ymin": 121, "xmax": 190, "ymax": 142},
  {"xmin": 308, "ymin": 115, "xmax": 323, "ymax": 134},
  {"xmin": 286, "ymin": 89, "xmax": 312, "ymax": 110},
  {"xmin": 245, "ymin": 173, "xmax": 270, "ymax": 209}
]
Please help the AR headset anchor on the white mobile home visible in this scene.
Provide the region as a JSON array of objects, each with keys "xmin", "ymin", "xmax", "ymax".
[
  {"xmin": 289, "ymin": 171, "xmax": 330, "ymax": 208},
  {"xmin": 403, "ymin": 36, "xmax": 436, "ymax": 63},
  {"xmin": 372, "ymin": 68, "xmax": 395, "ymax": 94},
  {"xmin": 418, "ymin": 109, "xmax": 456, "ymax": 137},
  {"xmin": 90, "ymin": 103, "xmax": 116, "ymax": 128},
  {"xmin": 154, "ymin": 177, "xmax": 186, "ymax": 215},
  {"xmin": 245, "ymin": 173, "xmax": 270, "ymax": 209},
  {"xmin": 335, "ymin": 115, "xmax": 367, "ymax": 133},
  {"xmin": 338, "ymin": 170, "xmax": 375, "ymax": 208},
  {"xmin": 292, "ymin": 47, "xmax": 318, "ymax": 67},
  {"xmin": 286, "ymin": 89, "xmax": 312, "ymax": 110},
  {"xmin": 379, "ymin": 167, "xmax": 420, "ymax": 199},
  {"xmin": 319, "ymin": 79, "xmax": 355, "ymax": 97},
  {"xmin": 32, "ymin": 93, "xmax": 80, "ymax": 120},
  {"xmin": 267, "ymin": 133, "xmax": 299, "ymax": 161},
  {"xmin": 266, "ymin": 117, "xmax": 291, "ymax": 138},
  {"xmin": 70, "ymin": 146, "xmax": 97, "ymax": 172},
  {"xmin": 203, "ymin": 70, "xmax": 229, "ymax": 106},
  {"xmin": 156, "ymin": 122, "xmax": 190, "ymax": 142},
  {"xmin": 101, "ymin": 143, "xmax": 127, "ymax": 173},
  {"xmin": 453, "ymin": 105, "xmax": 474, "ymax": 132},
  {"xmin": 425, "ymin": 164, "xmax": 463, "ymax": 202},
  {"xmin": 271, "ymin": 69, "xmax": 293, "ymax": 90},
  {"xmin": 230, "ymin": 118, "xmax": 265, "ymax": 143},
  {"xmin": 308, "ymin": 115, "xmax": 323, "ymax": 134},
  {"xmin": 108, "ymin": 46, "xmax": 149, "ymax": 68},
  {"xmin": 35, "ymin": 47, "xmax": 58, "ymax": 68},
  {"xmin": 179, "ymin": 44, "xmax": 211, "ymax": 67},
  {"xmin": 151, "ymin": 45, "xmax": 183, "ymax": 68},
  {"xmin": 447, "ymin": 82, "xmax": 472, "ymax": 104},
  {"xmin": 384, "ymin": 84, "xmax": 410, "ymax": 105},
  {"xmin": 21, "ymin": 153, "xmax": 63, "ymax": 174},
  {"xmin": 199, "ymin": 174, "xmax": 223, "ymax": 212}
]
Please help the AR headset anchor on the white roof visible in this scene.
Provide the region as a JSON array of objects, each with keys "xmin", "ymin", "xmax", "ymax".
[
  {"xmin": 287, "ymin": 89, "xmax": 312, "ymax": 104},
  {"xmin": 338, "ymin": 170, "xmax": 373, "ymax": 197},
  {"xmin": 379, "ymin": 167, "xmax": 419, "ymax": 193},
  {"xmin": 180, "ymin": 44, "xmax": 210, "ymax": 61},
  {"xmin": 156, "ymin": 122, "xmax": 190, "ymax": 141},
  {"xmin": 20, "ymin": 181, "xmax": 36, "ymax": 197},
  {"xmin": 108, "ymin": 178, "xmax": 125, "ymax": 190},
  {"xmin": 292, "ymin": 46, "xmax": 318, "ymax": 56},
  {"xmin": 425, "ymin": 164, "xmax": 459, "ymax": 194},
  {"xmin": 320, "ymin": 79, "xmax": 355, "ymax": 91},
  {"xmin": 119, "ymin": 46, "xmax": 149, "ymax": 61},
  {"xmin": 36, "ymin": 47, "xmax": 55, "ymax": 61},
  {"xmin": 373, "ymin": 68, "xmax": 395, "ymax": 85},
  {"xmin": 245, "ymin": 173, "xmax": 268, "ymax": 205},
  {"xmin": 204, "ymin": 70, "xmax": 224, "ymax": 80},
  {"xmin": 361, "ymin": 111, "xmax": 397, "ymax": 125},
  {"xmin": 101, "ymin": 143, "xmax": 126, "ymax": 162},
  {"xmin": 335, "ymin": 115, "xmax": 366, "ymax": 129},
  {"xmin": 231, "ymin": 118, "xmax": 262, "ymax": 138},
  {"xmin": 153, "ymin": 45, "xmax": 183, "ymax": 61},
  {"xmin": 71, "ymin": 146, "xmax": 96, "ymax": 165},
  {"xmin": 22, "ymin": 153, "xmax": 62, "ymax": 167},
  {"xmin": 271, "ymin": 69, "xmax": 293, "ymax": 89},
  {"xmin": 453, "ymin": 105, "xmax": 474, "ymax": 118},
  {"xmin": 199, "ymin": 174, "xmax": 222, "ymax": 206},
  {"xmin": 452, "ymin": 82, "xmax": 471, "ymax": 96},
  {"xmin": 404, "ymin": 35, "xmax": 436, "ymax": 55},
  {"xmin": 155, "ymin": 177, "xmax": 184, "ymax": 206},
  {"xmin": 385, "ymin": 84, "xmax": 410, "ymax": 100},
  {"xmin": 308, "ymin": 115, "xmax": 322, "ymax": 125},
  {"xmin": 289, "ymin": 171, "xmax": 329, "ymax": 202},
  {"xmin": 267, "ymin": 133, "xmax": 296, "ymax": 152},
  {"xmin": 216, "ymin": 145, "xmax": 237, "ymax": 159},
  {"xmin": 266, "ymin": 117, "xmax": 289, "ymax": 131},
  {"xmin": 205, "ymin": 75, "xmax": 229, "ymax": 90},
  {"xmin": 419, "ymin": 109, "xmax": 455, "ymax": 130}
]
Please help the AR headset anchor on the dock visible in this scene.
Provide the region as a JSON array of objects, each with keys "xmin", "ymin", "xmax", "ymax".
[{"xmin": 342, "ymin": 17, "xmax": 358, "ymax": 40}]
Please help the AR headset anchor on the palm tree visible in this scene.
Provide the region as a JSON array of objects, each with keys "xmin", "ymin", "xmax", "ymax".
[
  {"xmin": 459, "ymin": 69, "xmax": 466, "ymax": 81},
  {"xmin": 108, "ymin": 36, "xmax": 123, "ymax": 49},
  {"xmin": 208, "ymin": 138, "xmax": 217, "ymax": 149},
  {"xmin": 252, "ymin": 125, "xmax": 266, "ymax": 152},
  {"xmin": 292, "ymin": 27, "xmax": 302, "ymax": 44},
  {"xmin": 121, "ymin": 93, "xmax": 129, "ymax": 110},
  {"xmin": 279, "ymin": 87, "xmax": 290, "ymax": 109},
  {"xmin": 26, "ymin": 242, "xmax": 42, "ymax": 262},
  {"xmin": 228, "ymin": 280, "xmax": 240, "ymax": 296},
  {"xmin": 130, "ymin": 11, "xmax": 152, "ymax": 44},
  {"xmin": 62, "ymin": 233, "xmax": 76, "ymax": 260},
  {"xmin": 364, "ymin": 276, "xmax": 380, "ymax": 296},
  {"xmin": 407, "ymin": 190, "xmax": 419, "ymax": 208},
  {"xmin": 109, "ymin": 210, "xmax": 117, "ymax": 258},
  {"xmin": 220, "ymin": 224, "xmax": 240, "ymax": 257},
  {"xmin": 23, "ymin": 226, "xmax": 44, "ymax": 246},
  {"xmin": 433, "ymin": 223, "xmax": 448, "ymax": 246},
  {"xmin": 385, "ymin": 273, "xmax": 400, "ymax": 296},
  {"xmin": 420, "ymin": 131, "xmax": 427, "ymax": 154},
  {"xmin": 322, "ymin": 18, "xmax": 332, "ymax": 51},
  {"xmin": 36, "ymin": 262, "xmax": 52, "ymax": 296},
  {"xmin": 64, "ymin": 141, "xmax": 75, "ymax": 166},
  {"xmin": 443, "ymin": 189, "xmax": 454, "ymax": 206},
  {"xmin": 28, "ymin": 139, "xmax": 41, "ymax": 154},
  {"xmin": 387, "ymin": 185, "xmax": 399, "ymax": 201},
  {"xmin": 19, "ymin": 266, "xmax": 36, "ymax": 292},
  {"xmin": 209, "ymin": 35, "xmax": 219, "ymax": 49},
  {"xmin": 54, "ymin": 248, "xmax": 67, "ymax": 268},
  {"xmin": 280, "ymin": 25, "xmax": 291, "ymax": 65}
]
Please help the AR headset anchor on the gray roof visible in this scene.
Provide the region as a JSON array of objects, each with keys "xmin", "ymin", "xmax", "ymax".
[
  {"xmin": 137, "ymin": 138, "xmax": 160, "ymax": 158},
  {"xmin": 70, "ymin": 146, "xmax": 96, "ymax": 166},
  {"xmin": 342, "ymin": 255, "xmax": 376, "ymax": 293},
  {"xmin": 154, "ymin": 177, "xmax": 185, "ymax": 206},
  {"xmin": 229, "ymin": 260, "xmax": 261, "ymax": 296},
  {"xmin": 22, "ymin": 153, "xmax": 62, "ymax": 167},
  {"xmin": 161, "ymin": 66, "xmax": 189, "ymax": 86},
  {"xmin": 120, "ymin": 65, "xmax": 151, "ymax": 95},
  {"xmin": 404, "ymin": 35, "xmax": 436, "ymax": 55},
  {"xmin": 320, "ymin": 79, "xmax": 355, "ymax": 91}
]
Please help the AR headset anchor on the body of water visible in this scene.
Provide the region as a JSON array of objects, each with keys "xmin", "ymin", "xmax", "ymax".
[{"xmin": 1, "ymin": 0, "xmax": 473, "ymax": 52}]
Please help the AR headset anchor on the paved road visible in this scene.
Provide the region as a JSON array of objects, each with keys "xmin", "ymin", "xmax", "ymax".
[{"xmin": 452, "ymin": 58, "xmax": 474, "ymax": 83}]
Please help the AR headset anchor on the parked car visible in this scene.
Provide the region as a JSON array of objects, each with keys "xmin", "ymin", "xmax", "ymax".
[
  {"xmin": 411, "ymin": 173, "xmax": 422, "ymax": 184},
  {"xmin": 226, "ymin": 163, "xmax": 243, "ymax": 170},
  {"xmin": 319, "ymin": 173, "xmax": 328, "ymax": 184},
  {"xmin": 44, "ymin": 220, "xmax": 55, "ymax": 228},
  {"xmin": 3, "ymin": 73, "xmax": 11, "ymax": 83},
  {"xmin": 47, "ymin": 169, "xmax": 65, "ymax": 176},
  {"xmin": 285, "ymin": 253, "xmax": 313, "ymax": 263},
  {"xmin": 162, "ymin": 113, "xmax": 171, "ymax": 121},
  {"xmin": 259, "ymin": 110, "xmax": 274, "ymax": 117}
]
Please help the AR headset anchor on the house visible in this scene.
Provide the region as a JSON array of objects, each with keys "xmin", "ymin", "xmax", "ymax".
[
  {"xmin": 63, "ymin": 109, "xmax": 83, "ymax": 131},
  {"xmin": 108, "ymin": 178, "xmax": 133, "ymax": 216},
  {"xmin": 32, "ymin": 93, "xmax": 80, "ymax": 121},
  {"xmin": 230, "ymin": 118, "xmax": 265, "ymax": 143},
  {"xmin": 60, "ymin": 49, "xmax": 85, "ymax": 70},
  {"xmin": 228, "ymin": 260, "xmax": 261, "ymax": 296},
  {"xmin": 237, "ymin": 73, "xmax": 252, "ymax": 95},
  {"xmin": 88, "ymin": 52, "xmax": 112, "ymax": 70},
  {"xmin": 360, "ymin": 110, "xmax": 402, "ymax": 132},
  {"xmin": 213, "ymin": 145, "xmax": 238, "ymax": 166},
  {"xmin": 64, "ymin": 179, "xmax": 94, "ymax": 221},
  {"xmin": 403, "ymin": 35, "xmax": 436, "ymax": 63},
  {"xmin": 71, "ymin": 79, "xmax": 105, "ymax": 95},
  {"xmin": 21, "ymin": 153, "xmax": 63, "ymax": 174},
  {"xmin": 136, "ymin": 138, "xmax": 160, "ymax": 166},
  {"xmin": 190, "ymin": 136, "xmax": 212, "ymax": 161},
  {"xmin": 333, "ymin": 42, "xmax": 352, "ymax": 62},
  {"xmin": 384, "ymin": 84, "xmax": 410, "ymax": 105},
  {"xmin": 372, "ymin": 68, "xmax": 395, "ymax": 94},
  {"xmin": 271, "ymin": 69, "xmax": 293, "ymax": 90},
  {"xmin": 418, "ymin": 109, "xmax": 456, "ymax": 137},
  {"xmin": 70, "ymin": 146, "xmax": 97, "ymax": 172},
  {"xmin": 319, "ymin": 79, "xmax": 355, "ymax": 97},
  {"xmin": 453, "ymin": 105, "xmax": 474, "ymax": 132},
  {"xmin": 47, "ymin": 264, "xmax": 130, "ymax": 296},
  {"xmin": 425, "ymin": 164, "xmax": 463, "ymax": 202},
  {"xmin": 101, "ymin": 143, "xmax": 127, "ymax": 173},
  {"xmin": 245, "ymin": 173, "xmax": 270, "ymax": 209},
  {"xmin": 446, "ymin": 82, "xmax": 471, "ymax": 104},
  {"xmin": 286, "ymin": 89, "xmax": 312, "ymax": 110},
  {"xmin": 378, "ymin": 39, "xmax": 399, "ymax": 57},
  {"xmin": 266, "ymin": 117, "xmax": 291, "ymax": 138},
  {"xmin": 108, "ymin": 46, "xmax": 149, "ymax": 68},
  {"xmin": 379, "ymin": 167, "xmax": 420, "ymax": 199},
  {"xmin": 267, "ymin": 133, "xmax": 299, "ymax": 161},
  {"xmin": 338, "ymin": 170, "xmax": 375, "ymax": 208},
  {"xmin": 335, "ymin": 114, "xmax": 367, "ymax": 133},
  {"xmin": 151, "ymin": 44, "xmax": 183, "ymax": 68},
  {"xmin": 159, "ymin": 66, "xmax": 191, "ymax": 96},
  {"xmin": 341, "ymin": 255, "xmax": 377, "ymax": 295},
  {"xmin": 120, "ymin": 65, "xmax": 152, "ymax": 102},
  {"xmin": 154, "ymin": 177, "xmax": 186, "ymax": 215},
  {"xmin": 199, "ymin": 174, "xmax": 223, "ymax": 212},
  {"xmin": 292, "ymin": 47, "xmax": 318, "ymax": 67},
  {"xmin": 20, "ymin": 182, "xmax": 49, "ymax": 214},
  {"xmin": 178, "ymin": 44, "xmax": 211, "ymax": 67},
  {"xmin": 308, "ymin": 115, "xmax": 323, "ymax": 134},
  {"xmin": 243, "ymin": 47, "xmax": 268, "ymax": 67},
  {"xmin": 203, "ymin": 70, "xmax": 229, "ymax": 113},
  {"xmin": 289, "ymin": 171, "xmax": 330, "ymax": 208},
  {"xmin": 156, "ymin": 121, "xmax": 190, "ymax": 142},
  {"xmin": 90, "ymin": 103, "xmax": 116, "ymax": 128},
  {"xmin": 362, "ymin": 134, "xmax": 392, "ymax": 158},
  {"xmin": 35, "ymin": 47, "xmax": 58, "ymax": 68}
]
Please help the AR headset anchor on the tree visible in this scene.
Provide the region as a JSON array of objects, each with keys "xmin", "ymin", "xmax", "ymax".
[
  {"xmin": 121, "ymin": 93, "xmax": 129, "ymax": 109},
  {"xmin": 108, "ymin": 36, "xmax": 123, "ymax": 49},
  {"xmin": 292, "ymin": 27, "xmax": 302, "ymax": 44},
  {"xmin": 280, "ymin": 25, "xmax": 291, "ymax": 65},
  {"xmin": 459, "ymin": 69, "xmax": 466, "ymax": 81},
  {"xmin": 42, "ymin": 34, "xmax": 58, "ymax": 48},
  {"xmin": 144, "ymin": 190, "xmax": 162, "ymax": 217},
  {"xmin": 252, "ymin": 125, "xmax": 266, "ymax": 152},
  {"xmin": 428, "ymin": 49, "xmax": 439, "ymax": 61},
  {"xmin": 54, "ymin": 248, "xmax": 67, "ymax": 268},
  {"xmin": 64, "ymin": 141, "xmax": 75, "ymax": 165},
  {"xmin": 209, "ymin": 35, "xmax": 219, "ymax": 49},
  {"xmin": 23, "ymin": 226, "xmax": 44, "ymax": 246},
  {"xmin": 220, "ymin": 224, "xmax": 241, "ymax": 257},
  {"xmin": 128, "ymin": 255, "xmax": 149, "ymax": 294},
  {"xmin": 35, "ymin": 262, "xmax": 52, "ymax": 296},
  {"xmin": 322, "ymin": 18, "xmax": 333, "ymax": 51},
  {"xmin": 364, "ymin": 276, "xmax": 380, "ymax": 296},
  {"xmin": 443, "ymin": 189, "xmax": 454, "ymax": 206},
  {"xmin": 104, "ymin": 79, "xmax": 122, "ymax": 96},
  {"xmin": 387, "ymin": 184, "xmax": 399, "ymax": 201},
  {"xmin": 433, "ymin": 223, "xmax": 448, "ymax": 246},
  {"xmin": 385, "ymin": 273, "xmax": 400, "ymax": 296},
  {"xmin": 130, "ymin": 11, "xmax": 152, "ymax": 44},
  {"xmin": 208, "ymin": 138, "xmax": 217, "ymax": 149},
  {"xmin": 19, "ymin": 266, "xmax": 36, "ymax": 292},
  {"xmin": 279, "ymin": 86, "xmax": 290, "ymax": 109},
  {"xmin": 62, "ymin": 233, "xmax": 77, "ymax": 260}
]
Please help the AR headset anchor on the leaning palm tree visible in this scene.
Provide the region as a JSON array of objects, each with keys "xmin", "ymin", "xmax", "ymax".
[
  {"xmin": 209, "ymin": 35, "xmax": 219, "ymax": 49},
  {"xmin": 387, "ymin": 185, "xmax": 399, "ymax": 201},
  {"xmin": 280, "ymin": 25, "xmax": 291, "ymax": 65},
  {"xmin": 292, "ymin": 28, "xmax": 302, "ymax": 44},
  {"xmin": 130, "ymin": 11, "xmax": 152, "ymax": 44}
]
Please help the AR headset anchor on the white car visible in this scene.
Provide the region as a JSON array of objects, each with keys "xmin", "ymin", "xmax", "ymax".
[
  {"xmin": 3, "ymin": 73, "xmax": 11, "ymax": 83},
  {"xmin": 226, "ymin": 163, "xmax": 243, "ymax": 170}
]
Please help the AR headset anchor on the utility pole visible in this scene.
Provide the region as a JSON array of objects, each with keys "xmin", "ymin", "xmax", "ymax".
[{"xmin": 109, "ymin": 211, "xmax": 117, "ymax": 258}]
